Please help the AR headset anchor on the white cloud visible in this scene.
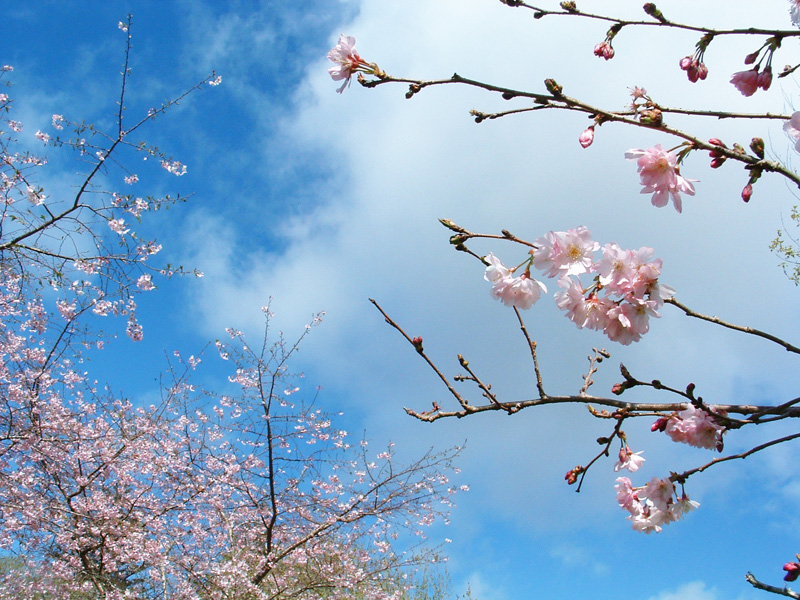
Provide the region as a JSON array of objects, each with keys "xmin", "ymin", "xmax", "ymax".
[
  {"xmin": 647, "ymin": 581, "xmax": 719, "ymax": 600},
  {"xmin": 176, "ymin": 0, "xmax": 800, "ymax": 541}
]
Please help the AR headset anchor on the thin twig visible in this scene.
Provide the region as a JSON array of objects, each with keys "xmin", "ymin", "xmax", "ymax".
[
  {"xmin": 746, "ymin": 573, "xmax": 800, "ymax": 599},
  {"xmin": 666, "ymin": 298, "xmax": 800, "ymax": 354}
]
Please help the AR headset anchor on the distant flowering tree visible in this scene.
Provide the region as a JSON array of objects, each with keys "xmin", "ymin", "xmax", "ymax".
[
  {"xmin": 0, "ymin": 16, "xmax": 461, "ymax": 600},
  {"xmin": 330, "ymin": 2, "xmax": 800, "ymax": 596}
]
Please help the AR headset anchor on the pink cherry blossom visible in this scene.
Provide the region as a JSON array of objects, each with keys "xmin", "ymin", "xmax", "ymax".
[
  {"xmin": 730, "ymin": 67, "xmax": 760, "ymax": 96},
  {"xmin": 663, "ymin": 404, "xmax": 725, "ymax": 450},
  {"xmin": 791, "ymin": 0, "xmax": 800, "ymax": 27},
  {"xmin": 783, "ymin": 111, "xmax": 800, "ymax": 152},
  {"xmin": 327, "ymin": 34, "xmax": 382, "ymax": 94},
  {"xmin": 533, "ymin": 226, "xmax": 599, "ymax": 278},
  {"xmin": 625, "ymin": 145, "xmax": 696, "ymax": 213},
  {"xmin": 484, "ymin": 253, "xmax": 547, "ymax": 310},
  {"xmin": 614, "ymin": 446, "xmax": 645, "ymax": 473}
]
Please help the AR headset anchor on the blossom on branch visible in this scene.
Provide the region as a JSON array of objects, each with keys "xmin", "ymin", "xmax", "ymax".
[
  {"xmin": 663, "ymin": 404, "xmax": 726, "ymax": 451},
  {"xmin": 327, "ymin": 34, "xmax": 383, "ymax": 93},
  {"xmin": 625, "ymin": 145, "xmax": 695, "ymax": 213},
  {"xmin": 484, "ymin": 252, "xmax": 546, "ymax": 310},
  {"xmin": 730, "ymin": 67, "xmax": 760, "ymax": 96}
]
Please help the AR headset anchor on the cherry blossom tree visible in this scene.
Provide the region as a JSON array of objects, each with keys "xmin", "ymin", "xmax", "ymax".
[
  {"xmin": 0, "ymin": 16, "xmax": 461, "ymax": 600},
  {"xmin": 329, "ymin": 2, "xmax": 800, "ymax": 597}
]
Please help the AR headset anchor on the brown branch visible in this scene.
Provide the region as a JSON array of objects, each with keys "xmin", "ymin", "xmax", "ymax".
[
  {"xmin": 362, "ymin": 74, "xmax": 800, "ymax": 189},
  {"xmin": 369, "ymin": 299, "xmax": 474, "ymax": 416},
  {"xmin": 666, "ymin": 298, "xmax": 800, "ymax": 355},
  {"xmin": 746, "ymin": 573, "xmax": 800, "ymax": 598},
  {"xmin": 672, "ymin": 431, "xmax": 800, "ymax": 483},
  {"xmin": 510, "ymin": 1, "xmax": 800, "ymax": 39},
  {"xmin": 512, "ymin": 307, "xmax": 546, "ymax": 398}
]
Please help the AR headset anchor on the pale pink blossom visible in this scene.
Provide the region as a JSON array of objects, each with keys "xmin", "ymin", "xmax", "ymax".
[
  {"xmin": 783, "ymin": 112, "xmax": 800, "ymax": 152},
  {"xmin": 554, "ymin": 278, "xmax": 612, "ymax": 331},
  {"xmin": 26, "ymin": 186, "xmax": 45, "ymax": 205},
  {"xmin": 328, "ymin": 34, "xmax": 367, "ymax": 93},
  {"xmin": 108, "ymin": 219, "xmax": 129, "ymax": 235},
  {"xmin": 34, "ymin": 130, "xmax": 50, "ymax": 144},
  {"xmin": 614, "ymin": 477, "xmax": 638, "ymax": 511},
  {"xmin": 614, "ymin": 446, "xmax": 645, "ymax": 473},
  {"xmin": 663, "ymin": 404, "xmax": 725, "ymax": 450},
  {"xmin": 160, "ymin": 159, "xmax": 186, "ymax": 176},
  {"xmin": 484, "ymin": 253, "xmax": 547, "ymax": 310},
  {"xmin": 51, "ymin": 114, "xmax": 64, "ymax": 130},
  {"xmin": 126, "ymin": 316, "xmax": 143, "ymax": 341},
  {"xmin": 791, "ymin": 0, "xmax": 800, "ymax": 27},
  {"xmin": 625, "ymin": 145, "xmax": 695, "ymax": 212},
  {"xmin": 124, "ymin": 174, "xmax": 139, "ymax": 185},
  {"xmin": 532, "ymin": 227, "xmax": 599, "ymax": 278},
  {"xmin": 136, "ymin": 274, "xmax": 155, "ymax": 291},
  {"xmin": 730, "ymin": 67, "xmax": 760, "ymax": 96}
]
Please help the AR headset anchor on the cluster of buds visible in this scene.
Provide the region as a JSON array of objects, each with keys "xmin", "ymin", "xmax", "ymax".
[
  {"xmin": 707, "ymin": 138, "xmax": 727, "ymax": 169},
  {"xmin": 679, "ymin": 55, "xmax": 708, "ymax": 82},
  {"xmin": 679, "ymin": 33, "xmax": 712, "ymax": 83},
  {"xmin": 593, "ymin": 23, "xmax": 622, "ymax": 60},
  {"xmin": 730, "ymin": 37, "xmax": 780, "ymax": 96}
]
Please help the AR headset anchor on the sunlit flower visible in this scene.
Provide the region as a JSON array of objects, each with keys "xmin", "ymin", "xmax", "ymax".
[{"xmin": 625, "ymin": 145, "xmax": 696, "ymax": 213}]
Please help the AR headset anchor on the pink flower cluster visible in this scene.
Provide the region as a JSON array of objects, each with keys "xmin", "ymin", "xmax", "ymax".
[
  {"xmin": 625, "ymin": 145, "xmax": 696, "ymax": 213},
  {"xmin": 484, "ymin": 252, "xmax": 547, "ymax": 310},
  {"xmin": 679, "ymin": 56, "xmax": 708, "ymax": 82},
  {"xmin": 730, "ymin": 66, "xmax": 772, "ymax": 96},
  {"xmin": 484, "ymin": 228, "xmax": 673, "ymax": 345},
  {"xmin": 654, "ymin": 404, "xmax": 726, "ymax": 451},
  {"xmin": 616, "ymin": 476, "xmax": 699, "ymax": 533}
]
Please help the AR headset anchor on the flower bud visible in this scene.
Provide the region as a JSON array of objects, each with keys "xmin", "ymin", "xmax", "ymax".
[
  {"xmin": 651, "ymin": 416, "xmax": 668, "ymax": 432},
  {"xmin": 708, "ymin": 138, "xmax": 725, "ymax": 147},
  {"xmin": 750, "ymin": 137, "xmax": 765, "ymax": 159},
  {"xmin": 411, "ymin": 336, "xmax": 424, "ymax": 353},
  {"xmin": 784, "ymin": 562, "xmax": 800, "ymax": 582},
  {"xmin": 710, "ymin": 157, "xmax": 726, "ymax": 168},
  {"xmin": 544, "ymin": 78, "xmax": 563, "ymax": 95},
  {"xmin": 579, "ymin": 126, "xmax": 595, "ymax": 148},
  {"xmin": 744, "ymin": 51, "xmax": 759, "ymax": 65},
  {"xmin": 679, "ymin": 56, "xmax": 693, "ymax": 70},
  {"xmin": 741, "ymin": 183, "xmax": 753, "ymax": 203},
  {"xmin": 638, "ymin": 108, "xmax": 663, "ymax": 126},
  {"xmin": 593, "ymin": 41, "xmax": 615, "ymax": 60},
  {"xmin": 643, "ymin": 3, "xmax": 666, "ymax": 22},
  {"xmin": 758, "ymin": 65, "xmax": 773, "ymax": 91}
]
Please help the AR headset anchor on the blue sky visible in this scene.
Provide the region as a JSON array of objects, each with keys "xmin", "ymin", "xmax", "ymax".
[{"xmin": 6, "ymin": 1, "xmax": 800, "ymax": 598}]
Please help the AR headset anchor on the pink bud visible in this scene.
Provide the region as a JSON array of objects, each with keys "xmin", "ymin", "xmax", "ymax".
[
  {"xmin": 784, "ymin": 562, "xmax": 800, "ymax": 582},
  {"xmin": 679, "ymin": 56, "xmax": 693, "ymax": 70},
  {"xmin": 744, "ymin": 51, "xmax": 759, "ymax": 65},
  {"xmin": 579, "ymin": 126, "xmax": 595, "ymax": 148},
  {"xmin": 696, "ymin": 62, "xmax": 708, "ymax": 80},
  {"xmin": 758, "ymin": 66, "xmax": 772, "ymax": 91},
  {"xmin": 708, "ymin": 138, "xmax": 725, "ymax": 147},
  {"xmin": 593, "ymin": 42, "xmax": 615, "ymax": 60},
  {"xmin": 710, "ymin": 157, "xmax": 726, "ymax": 168},
  {"xmin": 651, "ymin": 417, "xmax": 668, "ymax": 432},
  {"xmin": 742, "ymin": 183, "xmax": 753, "ymax": 202}
]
